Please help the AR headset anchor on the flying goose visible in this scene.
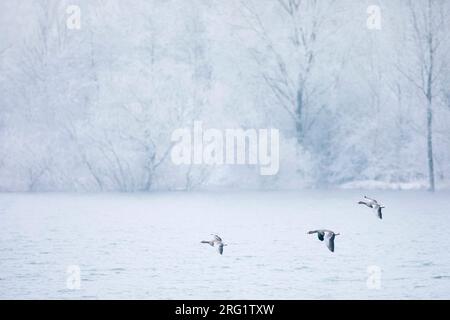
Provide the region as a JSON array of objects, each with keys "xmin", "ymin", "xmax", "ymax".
[
  {"xmin": 308, "ymin": 229, "xmax": 340, "ymax": 252},
  {"xmin": 201, "ymin": 234, "xmax": 227, "ymax": 255},
  {"xmin": 358, "ymin": 196, "xmax": 384, "ymax": 219}
]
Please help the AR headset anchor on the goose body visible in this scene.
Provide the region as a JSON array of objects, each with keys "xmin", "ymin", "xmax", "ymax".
[
  {"xmin": 358, "ymin": 195, "xmax": 378, "ymax": 208},
  {"xmin": 308, "ymin": 229, "xmax": 340, "ymax": 252},
  {"xmin": 201, "ymin": 234, "xmax": 227, "ymax": 255}
]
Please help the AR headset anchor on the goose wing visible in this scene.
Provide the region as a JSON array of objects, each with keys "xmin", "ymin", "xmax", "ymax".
[
  {"xmin": 211, "ymin": 234, "xmax": 222, "ymax": 242},
  {"xmin": 217, "ymin": 243, "xmax": 224, "ymax": 255},
  {"xmin": 325, "ymin": 232, "xmax": 335, "ymax": 252},
  {"xmin": 308, "ymin": 230, "xmax": 325, "ymax": 241},
  {"xmin": 201, "ymin": 240, "xmax": 214, "ymax": 246},
  {"xmin": 358, "ymin": 200, "xmax": 372, "ymax": 207},
  {"xmin": 317, "ymin": 231, "xmax": 325, "ymax": 241},
  {"xmin": 376, "ymin": 206, "xmax": 383, "ymax": 219},
  {"xmin": 372, "ymin": 204, "xmax": 383, "ymax": 219}
]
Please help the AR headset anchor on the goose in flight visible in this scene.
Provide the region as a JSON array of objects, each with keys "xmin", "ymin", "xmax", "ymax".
[
  {"xmin": 201, "ymin": 234, "xmax": 227, "ymax": 255},
  {"xmin": 358, "ymin": 196, "xmax": 384, "ymax": 219},
  {"xmin": 308, "ymin": 230, "xmax": 340, "ymax": 252}
]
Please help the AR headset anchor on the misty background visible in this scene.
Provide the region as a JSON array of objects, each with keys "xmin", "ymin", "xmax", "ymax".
[{"xmin": 0, "ymin": 0, "xmax": 449, "ymax": 192}]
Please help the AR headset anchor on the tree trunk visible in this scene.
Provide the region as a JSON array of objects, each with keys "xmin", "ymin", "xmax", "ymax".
[
  {"xmin": 295, "ymin": 88, "xmax": 304, "ymax": 145},
  {"xmin": 426, "ymin": 98, "xmax": 435, "ymax": 192},
  {"xmin": 425, "ymin": 0, "xmax": 435, "ymax": 193}
]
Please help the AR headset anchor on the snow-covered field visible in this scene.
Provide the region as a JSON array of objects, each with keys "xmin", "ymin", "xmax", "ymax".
[{"xmin": 0, "ymin": 191, "xmax": 449, "ymax": 299}]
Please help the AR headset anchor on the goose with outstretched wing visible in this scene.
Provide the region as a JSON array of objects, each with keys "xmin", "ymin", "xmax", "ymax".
[
  {"xmin": 201, "ymin": 234, "xmax": 227, "ymax": 255},
  {"xmin": 308, "ymin": 229, "xmax": 340, "ymax": 252},
  {"xmin": 358, "ymin": 196, "xmax": 384, "ymax": 220}
]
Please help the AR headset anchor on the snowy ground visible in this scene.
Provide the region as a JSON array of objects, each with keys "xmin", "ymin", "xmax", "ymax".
[{"xmin": 0, "ymin": 190, "xmax": 449, "ymax": 299}]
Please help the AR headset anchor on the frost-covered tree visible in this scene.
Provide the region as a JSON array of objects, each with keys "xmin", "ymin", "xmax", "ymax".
[
  {"xmin": 397, "ymin": 0, "xmax": 450, "ymax": 191},
  {"xmin": 0, "ymin": 0, "xmax": 449, "ymax": 191}
]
